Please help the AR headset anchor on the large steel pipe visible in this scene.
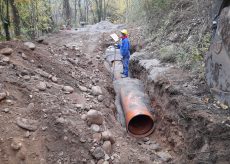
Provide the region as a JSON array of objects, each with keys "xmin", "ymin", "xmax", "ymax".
[
  {"xmin": 120, "ymin": 83, "xmax": 155, "ymax": 137},
  {"xmin": 105, "ymin": 46, "xmax": 155, "ymax": 137}
]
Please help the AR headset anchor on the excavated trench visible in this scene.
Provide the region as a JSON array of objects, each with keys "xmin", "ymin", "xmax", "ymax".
[
  {"xmin": 102, "ymin": 1, "xmax": 230, "ymax": 162},
  {"xmin": 128, "ymin": 52, "xmax": 230, "ymax": 163},
  {"xmin": 104, "ymin": 46, "xmax": 155, "ymax": 138}
]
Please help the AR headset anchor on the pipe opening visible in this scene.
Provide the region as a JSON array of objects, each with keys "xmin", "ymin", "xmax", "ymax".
[{"xmin": 128, "ymin": 115, "xmax": 154, "ymax": 136}]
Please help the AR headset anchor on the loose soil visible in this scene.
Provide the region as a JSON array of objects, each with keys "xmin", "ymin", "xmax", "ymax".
[
  {"xmin": 0, "ymin": 21, "xmax": 229, "ymax": 164},
  {"xmin": 0, "ymin": 24, "xmax": 173, "ymax": 164},
  {"xmin": 130, "ymin": 56, "xmax": 230, "ymax": 164}
]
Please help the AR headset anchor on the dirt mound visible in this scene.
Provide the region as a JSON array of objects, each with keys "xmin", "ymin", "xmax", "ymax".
[
  {"xmin": 79, "ymin": 21, "xmax": 124, "ymax": 32},
  {"xmin": 0, "ymin": 33, "xmax": 117, "ymax": 163},
  {"xmin": 130, "ymin": 52, "xmax": 230, "ymax": 163},
  {"xmin": 91, "ymin": 21, "xmax": 115, "ymax": 30}
]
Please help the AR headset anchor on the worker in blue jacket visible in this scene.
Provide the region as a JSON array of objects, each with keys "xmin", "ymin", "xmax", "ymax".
[{"xmin": 117, "ymin": 29, "xmax": 130, "ymax": 78}]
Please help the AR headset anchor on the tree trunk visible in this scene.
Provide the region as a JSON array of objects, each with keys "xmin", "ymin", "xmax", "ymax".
[
  {"xmin": 125, "ymin": 0, "xmax": 129, "ymax": 23},
  {"xmin": 78, "ymin": 0, "xmax": 82, "ymax": 22},
  {"xmin": 85, "ymin": 0, "xmax": 88, "ymax": 22},
  {"xmin": 63, "ymin": 0, "xmax": 71, "ymax": 26},
  {"xmin": 3, "ymin": 18, "xmax": 10, "ymax": 40},
  {"xmin": 30, "ymin": 0, "xmax": 36, "ymax": 39},
  {"xmin": 9, "ymin": 0, "xmax": 20, "ymax": 37},
  {"xmin": 90, "ymin": 5, "xmax": 97, "ymax": 23},
  {"xmin": 74, "ymin": 0, "xmax": 77, "ymax": 27},
  {"xmin": 2, "ymin": 0, "xmax": 10, "ymax": 40},
  {"xmin": 103, "ymin": 0, "xmax": 106, "ymax": 20},
  {"xmin": 95, "ymin": 0, "xmax": 102, "ymax": 22},
  {"xmin": 104, "ymin": 0, "xmax": 110, "ymax": 20},
  {"xmin": 99, "ymin": 0, "xmax": 102, "ymax": 21}
]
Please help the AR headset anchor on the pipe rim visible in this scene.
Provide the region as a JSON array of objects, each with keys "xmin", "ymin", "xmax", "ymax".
[{"xmin": 127, "ymin": 114, "xmax": 155, "ymax": 138}]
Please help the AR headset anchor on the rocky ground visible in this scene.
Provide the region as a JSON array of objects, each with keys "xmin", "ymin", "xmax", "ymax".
[
  {"xmin": 0, "ymin": 22, "xmax": 175, "ymax": 164},
  {"xmin": 0, "ymin": 20, "xmax": 230, "ymax": 164}
]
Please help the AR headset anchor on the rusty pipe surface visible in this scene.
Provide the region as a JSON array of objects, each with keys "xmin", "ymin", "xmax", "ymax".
[
  {"xmin": 106, "ymin": 46, "xmax": 155, "ymax": 137},
  {"xmin": 119, "ymin": 80, "xmax": 155, "ymax": 137}
]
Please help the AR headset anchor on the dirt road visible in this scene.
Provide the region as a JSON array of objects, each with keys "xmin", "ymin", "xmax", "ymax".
[{"xmin": 0, "ymin": 22, "xmax": 174, "ymax": 164}]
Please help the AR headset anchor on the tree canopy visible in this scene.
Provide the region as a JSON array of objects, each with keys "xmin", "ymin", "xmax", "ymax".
[{"xmin": 0, "ymin": 0, "xmax": 176, "ymax": 40}]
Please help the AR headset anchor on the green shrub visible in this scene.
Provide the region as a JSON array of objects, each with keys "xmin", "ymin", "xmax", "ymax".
[{"xmin": 159, "ymin": 45, "xmax": 177, "ymax": 63}]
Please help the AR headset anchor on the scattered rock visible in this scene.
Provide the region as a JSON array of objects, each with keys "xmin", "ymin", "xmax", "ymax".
[
  {"xmin": 44, "ymin": 82, "xmax": 51, "ymax": 88},
  {"xmin": 24, "ymin": 42, "xmax": 36, "ymax": 50},
  {"xmin": 111, "ymin": 153, "xmax": 120, "ymax": 161},
  {"xmin": 25, "ymin": 131, "xmax": 30, "ymax": 138},
  {"xmin": 156, "ymin": 151, "xmax": 172, "ymax": 162},
  {"xmin": 42, "ymin": 108, "xmax": 48, "ymax": 113},
  {"xmin": 56, "ymin": 117, "xmax": 65, "ymax": 124},
  {"xmin": 21, "ymin": 70, "xmax": 29, "ymax": 76},
  {"xmin": 63, "ymin": 136, "xmax": 68, "ymax": 141},
  {"xmin": 36, "ymin": 37, "xmax": 45, "ymax": 43},
  {"xmin": 91, "ymin": 124, "xmax": 100, "ymax": 132},
  {"xmin": 0, "ymin": 48, "xmax": 13, "ymax": 55},
  {"xmin": 35, "ymin": 69, "xmax": 50, "ymax": 78},
  {"xmin": 92, "ymin": 86, "xmax": 103, "ymax": 96},
  {"xmin": 18, "ymin": 148, "xmax": 26, "ymax": 160},
  {"xmin": 63, "ymin": 86, "xmax": 74, "ymax": 93},
  {"xmin": 11, "ymin": 139, "xmax": 22, "ymax": 151},
  {"xmin": 102, "ymin": 141, "xmax": 112, "ymax": 154},
  {"xmin": 90, "ymin": 146, "xmax": 96, "ymax": 153},
  {"xmin": 51, "ymin": 76, "xmax": 58, "ymax": 83},
  {"xmin": 97, "ymin": 95, "xmax": 104, "ymax": 102},
  {"xmin": 168, "ymin": 33, "xmax": 179, "ymax": 42},
  {"xmin": 21, "ymin": 53, "xmax": 28, "ymax": 60},
  {"xmin": 79, "ymin": 85, "xmax": 88, "ymax": 92},
  {"xmin": 143, "ymin": 137, "xmax": 150, "ymax": 142},
  {"xmin": 27, "ymin": 103, "xmax": 35, "ymax": 111},
  {"xmin": 219, "ymin": 103, "xmax": 229, "ymax": 110},
  {"xmin": 2, "ymin": 108, "xmax": 9, "ymax": 113},
  {"xmin": 80, "ymin": 137, "xmax": 87, "ymax": 143},
  {"xmin": 76, "ymin": 104, "xmax": 84, "ymax": 110},
  {"xmin": 81, "ymin": 114, "xmax": 87, "ymax": 120},
  {"xmin": 101, "ymin": 131, "xmax": 115, "ymax": 144},
  {"xmin": 86, "ymin": 110, "xmax": 103, "ymax": 125},
  {"xmin": 97, "ymin": 159, "xmax": 104, "ymax": 164},
  {"xmin": 16, "ymin": 117, "xmax": 39, "ymax": 131},
  {"xmin": 103, "ymin": 98, "xmax": 111, "ymax": 108},
  {"xmin": 0, "ymin": 92, "xmax": 7, "ymax": 101},
  {"xmin": 67, "ymin": 58, "xmax": 79, "ymax": 65},
  {"xmin": 93, "ymin": 133, "xmax": 102, "ymax": 143},
  {"xmin": 104, "ymin": 154, "xmax": 110, "ymax": 161},
  {"xmin": 36, "ymin": 82, "xmax": 47, "ymax": 91},
  {"xmin": 23, "ymin": 75, "xmax": 31, "ymax": 81},
  {"xmin": 6, "ymin": 99, "xmax": 14, "ymax": 105},
  {"xmin": 150, "ymin": 143, "xmax": 161, "ymax": 151},
  {"xmin": 96, "ymin": 55, "xmax": 100, "ymax": 59},
  {"xmin": 41, "ymin": 126, "xmax": 48, "ymax": 131},
  {"xmin": 89, "ymin": 160, "xmax": 96, "ymax": 164},
  {"xmin": 137, "ymin": 157, "xmax": 146, "ymax": 163},
  {"xmin": 92, "ymin": 147, "xmax": 105, "ymax": 160},
  {"xmin": 2, "ymin": 57, "xmax": 10, "ymax": 63}
]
